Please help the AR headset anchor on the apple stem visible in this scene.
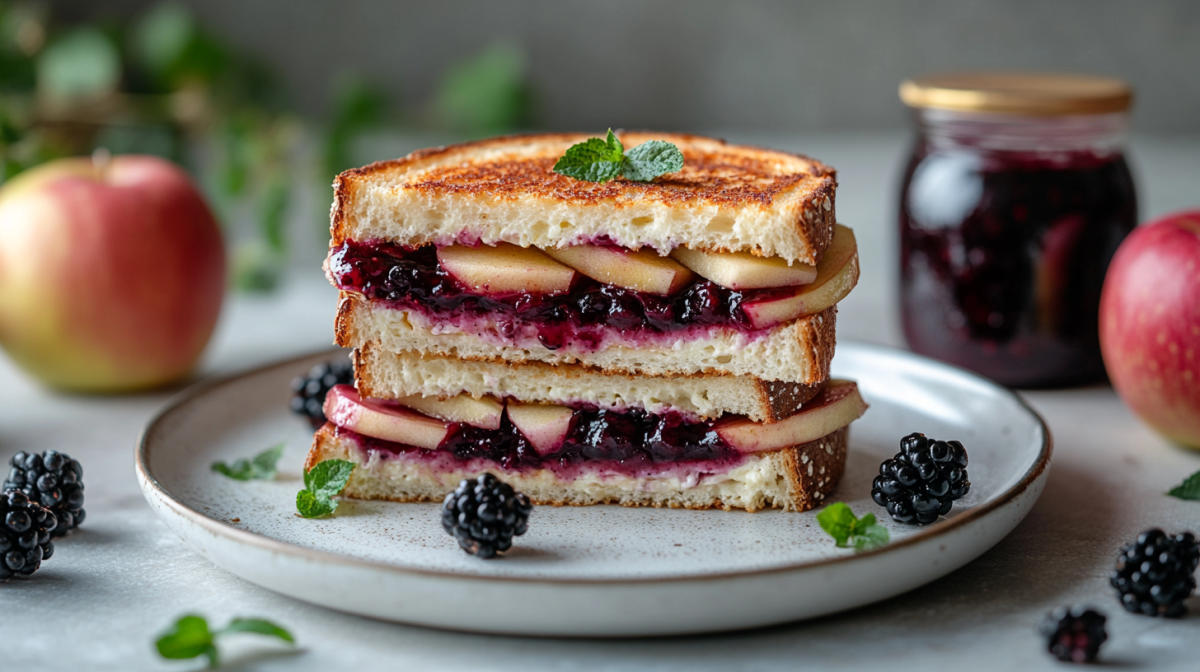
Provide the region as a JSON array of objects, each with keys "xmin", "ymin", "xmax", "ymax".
[{"xmin": 91, "ymin": 147, "xmax": 112, "ymax": 178}]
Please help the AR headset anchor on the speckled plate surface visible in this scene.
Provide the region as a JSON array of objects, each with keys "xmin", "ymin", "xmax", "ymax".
[{"xmin": 136, "ymin": 342, "xmax": 1050, "ymax": 636}]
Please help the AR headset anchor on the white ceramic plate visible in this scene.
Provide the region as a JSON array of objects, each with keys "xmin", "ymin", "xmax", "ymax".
[{"xmin": 136, "ymin": 342, "xmax": 1050, "ymax": 637}]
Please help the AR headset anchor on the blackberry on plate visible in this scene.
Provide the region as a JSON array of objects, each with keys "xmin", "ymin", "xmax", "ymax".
[
  {"xmin": 871, "ymin": 432, "xmax": 970, "ymax": 525},
  {"xmin": 290, "ymin": 358, "xmax": 354, "ymax": 428},
  {"xmin": 441, "ymin": 474, "xmax": 532, "ymax": 559},
  {"xmin": 1038, "ymin": 606, "xmax": 1108, "ymax": 663},
  {"xmin": 0, "ymin": 489, "xmax": 57, "ymax": 581},
  {"xmin": 4, "ymin": 450, "xmax": 84, "ymax": 536},
  {"xmin": 1110, "ymin": 528, "xmax": 1198, "ymax": 618}
]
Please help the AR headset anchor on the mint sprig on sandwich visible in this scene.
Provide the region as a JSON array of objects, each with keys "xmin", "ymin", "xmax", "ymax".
[{"xmin": 553, "ymin": 129, "xmax": 684, "ymax": 183}]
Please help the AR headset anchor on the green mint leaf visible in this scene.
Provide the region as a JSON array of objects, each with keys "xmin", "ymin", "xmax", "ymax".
[
  {"xmin": 621, "ymin": 139, "xmax": 684, "ymax": 182},
  {"xmin": 853, "ymin": 519, "xmax": 891, "ymax": 553},
  {"xmin": 212, "ymin": 460, "xmax": 254, "ymax": 481},
  {"xmin": 1167, "ymin": 469, "xmax": 1200, "ymax": 500},
  {"xmin": 552, "ymin": 128, "xmax": 625, "ymax": 183},
  {"xmin": 818, "ymin": 503, "xmax": 890, "ymax": 552},
  {"xmin": 296, "ymin": 489, "xmax": 335, "ymax": 518},
  {"xmin": 306, "ymin": 459, "xmax": 355, "ymax": 498},
  {"xmin": 297, "ymin": 459, "xmax": 355, "ymax": 518},
  {"xmin": 212, "ymin": 442, "xmax": 285, "ymax": 481},
  {"xmin": 155, "ymin": 614, "xmax": 295, "ymax": 668},
  {"xmin": 155, "ymin": 614, "xmax": 218, "ymax": 667},
  {"xmin": 218, "ymin": 618, "xmax": 295, "ymax": 644},
  {"xmin": 250, "ymin": 443, "xmax": 286, "ymax": 478},
  {"xmin": 816, "ymin": 502, "xmax": 857, "ymax": 547},
  {"xmin": 850, "ymin": 512, "xmax": 876, "ymax": 535}
]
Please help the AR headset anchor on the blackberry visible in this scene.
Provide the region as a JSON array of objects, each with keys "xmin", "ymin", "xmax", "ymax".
[
  {"xmin": 1038, "ymin": 606, "xmax": 1108, "ymax": 663},
  {"xmin": 871, "ymin": 432, "xmax": 970, "ymax": 525},
  {"xmin": 289, "ymin": 358, "xmax": 354, "ymax": 428},
  {"xmin": 4, "ymin": 451, "xmax": 85, "ymax": 536},
  {"xmin": 1110, "ymin": 528, "xmax": 1198, "ymax": 618},
  {"xmin": 441, "ymin": 474, "xmax": 532, "ymax": 558},
  {"xmin": 0, "ymin": 489, "xmax": 56, "ymax": 581}
]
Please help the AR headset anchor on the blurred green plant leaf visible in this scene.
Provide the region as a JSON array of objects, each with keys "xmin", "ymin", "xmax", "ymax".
[
  {"xmin": 1167, "ymin": 469, "xmax": 1200, "ymax": 501},
  {"xmin": 154, "ymin": 614, "xmax": 218, "ymax": 666},
  {"xmin": 322, "ymin": 75, "xmax": 387, "ymax": 179},
  {"xmin": 37, "ymin": 27, "xmax": 120, "ymax": 99},
  {"xmin": 259, "ymin": 172, "xmax": 290, "ymax": 254},
  {"xmin": 433, "ymin": 41, "xmax": 530, "ymax": 135},
  {"xmin": 218, "ymin": 114, "xmax": 252, "ymax": 198},
  {"xmin": 155, "ymin": 613, "xmax": 294, "ymax": 668},
  {"xmin": 212, "ymin": 442, "xmax": 285, "ymax": 481},
  {"xmin": 131, "ymin": 2, "xmax": 195, "ymax": 78},
  {"xmin": 230, "ymin": 241, "xmax": 283, "ymax": 293},
  {"xmin": 0, "ymin": 3, "xmax": 44, "ymax": 92},
  {"xmin": 92, "ymin": 123, "xmax": 181, "ymax": 161},
  {"xmin": 218, "ymin": 618, "xmax": 294, "ymax": 643}
]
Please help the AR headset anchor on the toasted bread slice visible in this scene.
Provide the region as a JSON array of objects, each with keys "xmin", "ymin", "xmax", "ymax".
[
  {"xmin": 353, "ymin": 342, "xmax": 821, "ymax": 422},
  {"xmin": 307, "ymin": 423, "xmax": 847, "ymax": 513},
  {"xmin": 331, "ymin": 132, "xmax": 837, "ymax": 265},
  {"xmin": 335, "ymin": 292, "xmax": 836, "ymax": 385}
]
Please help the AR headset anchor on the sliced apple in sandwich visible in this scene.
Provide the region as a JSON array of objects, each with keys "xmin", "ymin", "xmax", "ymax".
[
  {"xmin": 506, "ymin": 401, "xmax": 574, "ymax": 455},
  {"xmin": 741, "ymin": 224, "xmax": 859, "ymax": 329},
  {"xmin": 438, "ymin": 242, "xmax": 576, "ymax": 295},
  {"xmin": 671, "ymin": 247, "xmax": 817, "ymax": 289},
  {"xmin": 323, "ymin": 385, "xmax": 450, "ymax": 449},
  {"xmin": 544, "ymin": 244, "xmax": 695, "ymax": 295},
  {"xmin": 395, "ymin": 393, "xmax": 505, "ymax": 430},
  {"xmin": 715, "ymin": 379, "xmax": 867, "ymax": 453}
]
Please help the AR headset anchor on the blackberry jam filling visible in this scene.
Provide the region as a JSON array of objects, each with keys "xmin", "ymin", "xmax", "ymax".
[
  {"xmin": 329, "ymin": 241, "xmax": 798, "ymax": 346},
  {"xmin": 901, "ymin": 150, "xmax": 1136, "ymax": 386},
  {"xmin": 338, "ymin": 404, "xmax": 743, "ymax": 474}
]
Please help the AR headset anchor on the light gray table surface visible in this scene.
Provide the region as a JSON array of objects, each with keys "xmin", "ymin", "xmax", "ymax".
[{"xmin": 3, "ymin": 133, "xmax": 1199, "ymax": 670}]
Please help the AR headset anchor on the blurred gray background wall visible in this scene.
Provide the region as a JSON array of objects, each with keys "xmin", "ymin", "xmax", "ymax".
[{"xmin": 67, "ymin": 0, "xmax": 1200, "ymax": 133}]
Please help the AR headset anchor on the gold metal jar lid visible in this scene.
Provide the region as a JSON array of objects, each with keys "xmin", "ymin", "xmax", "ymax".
[{"xmin": 900, "ymin": 72, "xmax": 1132, "ymax": 115}]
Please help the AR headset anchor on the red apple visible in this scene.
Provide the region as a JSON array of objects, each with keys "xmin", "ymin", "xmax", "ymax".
[
  {"xmin": 1100, "ymin": 210, "xmax": 1200, "ymax": 449},
  {"xmin": 0, "ymin": 155, "xmax": 225, "ymax": 392}
]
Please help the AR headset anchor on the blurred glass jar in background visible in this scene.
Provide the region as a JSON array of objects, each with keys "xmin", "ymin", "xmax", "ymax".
[{"xmin": 898, "ymin": 73, "xmax": 1137, "ymax": 387}]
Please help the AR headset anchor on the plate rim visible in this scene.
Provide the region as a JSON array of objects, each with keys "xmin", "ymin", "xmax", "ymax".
[{"xmin": 135, "ymin": 341, "xmax": 1053, "ymax": 586}]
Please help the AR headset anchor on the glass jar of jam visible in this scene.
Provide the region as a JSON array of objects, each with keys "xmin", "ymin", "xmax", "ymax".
[{"xmin": 898, "ymin": 73, "xmax": 1137, "ymax": 387}]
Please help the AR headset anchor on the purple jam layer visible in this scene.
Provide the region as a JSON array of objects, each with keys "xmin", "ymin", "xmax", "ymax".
[
  {"xmin": 335, "ymin": 403, "xmax": 746, "ymax": 477},
  {"xmin": 328, "ymin": 241, "xmax": 796, "ymax": 350}
]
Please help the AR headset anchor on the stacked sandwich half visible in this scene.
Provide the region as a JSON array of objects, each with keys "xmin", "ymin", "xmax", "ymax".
[{"xmin": 307, "ymin": 133, "xmax": 867, "ymax": 512}]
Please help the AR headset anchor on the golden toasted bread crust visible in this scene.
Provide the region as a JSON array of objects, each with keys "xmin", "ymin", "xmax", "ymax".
[
  {"xmin": 306, "ymin": 423, "xmax": 848, "ymax": 512},
  {"xmin": 331, "ymin": 132, "xmax": 837, "ymax": 262},
  {"xmin": 351, "ymin": 342, "xmax": 822, "ymax": 422},
  {"xmin": 334, "ymin": 290, "xmax": 837, "ymax": 384}
]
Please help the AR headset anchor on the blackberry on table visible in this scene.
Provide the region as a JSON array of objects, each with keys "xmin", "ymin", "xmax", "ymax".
[
  {"xmin": 871, "ymin": 432, "xmax": 970, "ymax": 525},
  {"xmin": 1110, "ymin": 528, "xmax": 1198, "ymax": 618},
  {"xmin": 441, "ymin": 474, "xmax": 532, "ymax": 559},
  {"xmin": 290, "ymin": 358, "xmax": 354, "ymax": 428},
  {"xmin": 0, "ymin": 489, "xmax": 57, "ymax": 581},
  {"xmin": 4, "ymin": 450, "xmax": 84, "ymax": 536},
  {"xmin": 1038, "ymin": 606, "xmax": 1108, "ymax": 663}
]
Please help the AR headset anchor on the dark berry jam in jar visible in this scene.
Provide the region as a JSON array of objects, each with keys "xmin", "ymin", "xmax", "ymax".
[{"xmin": 898, "ymin": 73, "xmax": 1137, "ymax": 387}]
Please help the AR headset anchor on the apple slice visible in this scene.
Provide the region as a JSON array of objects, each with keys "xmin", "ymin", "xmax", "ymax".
[
  {"xmin": 395, "ymin": 393, "xmax": 504, "ymax": 430},
  {"xmin": 544, "ymin": 244, "xmax": 695, "ymax": 295},
  {"xmin": 714, "ymin": 379, "xmax": 867, "ymax": 453},
  {"xmin": 670, "ymin": 247, "xmax": 817, "ymax": 289},
  {"xmin": 507, "ymin": 402, "xmax": 575, "ymax": 455},
  {"xmin": 438, "ymin": 242, "xmax": 576, "ymax": 295},
  {"xmin": 740, "ymin": 224, "xmax": 859, "ymax": 329},
  {"xmin": 323, "ymin": 385, "xmax": 450, "ymax": 449}
]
